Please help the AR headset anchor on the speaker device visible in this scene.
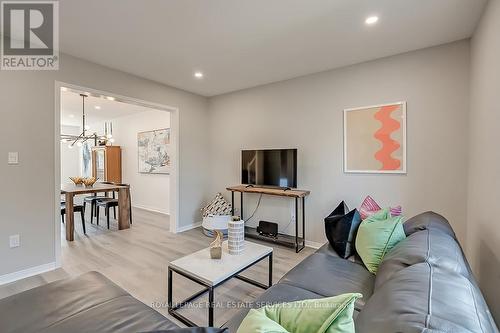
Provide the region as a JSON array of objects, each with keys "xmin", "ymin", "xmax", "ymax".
[{"xmin": 256, "ymin": 220, "xmax": 278, "ymax": 238}]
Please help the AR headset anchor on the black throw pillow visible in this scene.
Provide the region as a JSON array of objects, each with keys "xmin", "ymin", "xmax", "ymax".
[{"xmin": 324, "ymin": 201, "xmax": 362, "ymax": 259}]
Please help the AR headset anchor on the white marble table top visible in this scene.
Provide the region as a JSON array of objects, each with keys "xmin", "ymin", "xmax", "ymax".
[{"xmin": 169, "ymin": 241, "xmax": 273, "ymax": 286}]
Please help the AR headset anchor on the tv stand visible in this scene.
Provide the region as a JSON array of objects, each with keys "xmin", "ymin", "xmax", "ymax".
[{"xmin": 226, "ymin": 185, "xmax": 310, "ymax": 253}]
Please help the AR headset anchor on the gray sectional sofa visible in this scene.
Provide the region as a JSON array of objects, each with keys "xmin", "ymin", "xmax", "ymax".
[
  {"xmin": 0, "ymin": 271, "xmax": 178, "ymax": 333},
  {"xmin": 224, "ymin": 212, "xmax": 499, "ymax": 333},
  {"xmin": 0, "ymin": 212, "xmax": 497, "ymax": 332}
]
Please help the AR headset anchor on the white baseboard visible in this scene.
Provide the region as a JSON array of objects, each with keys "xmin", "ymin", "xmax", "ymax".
[
  {"xmin": 132, "ymin": 205, "xmax": 169, "ymax": 215},
  {"xmin": 305, "ymin": 240, "xmax": 326, "ymax": 249},
  {"xmin": 176, "ymin": 221, "xmax": 202, "ymax": 233},
  {"xmin": 0, "ymin": 262, "xmax": 57, "ymax": 286}
]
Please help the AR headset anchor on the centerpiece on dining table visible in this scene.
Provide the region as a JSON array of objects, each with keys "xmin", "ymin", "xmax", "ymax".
[{"xmin": 70, "ymin": 176, "xmax": 97, "ymax": 187}]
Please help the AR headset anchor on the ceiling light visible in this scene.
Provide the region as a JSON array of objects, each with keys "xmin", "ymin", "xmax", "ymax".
[
  {"xmin": 61, "ymin": 87, "xmax": 68, "ymax": 92},
  {"xmin": 365, "ymin": 16, "xmax": 379, "ymax": 25},
  {"xmin": 95, "ymin": 106, "xmax": 101, "ymax": 110},
  {"xmin": 194, "ymin": 71, "xmax": 203, "ymax": 79},
  {"xmin": 106, "ymin": 96, "xmax": 115, "ymax": 101}
]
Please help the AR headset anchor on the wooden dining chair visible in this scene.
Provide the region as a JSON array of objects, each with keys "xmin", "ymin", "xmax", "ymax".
[
  {"xmin": 96, "ymin": 184, "xmax": 132, "ymax": 229},
  {"xmin": 61, "ymin": 202, "xmax": 86, "ymax": 234}
]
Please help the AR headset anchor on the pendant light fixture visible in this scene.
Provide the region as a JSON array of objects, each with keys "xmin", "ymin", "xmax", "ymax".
[{"xmin": 60, "ymin": 93, "xmax": 114, "ymax": 147}]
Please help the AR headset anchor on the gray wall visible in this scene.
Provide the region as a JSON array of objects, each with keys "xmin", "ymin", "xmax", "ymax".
[
  {"xmin": 208, "ymin": 41, "xmax": 470, "ymax": 246},
  {"xmin": 0, "ymin": 54, "xmax": 209, "ymax": 276},
  {"xmin": 467, "ymin": 0, "xmax": 500, "ymax": 322}
]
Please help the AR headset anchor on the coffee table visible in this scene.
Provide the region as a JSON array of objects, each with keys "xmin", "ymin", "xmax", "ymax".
[{"xmin": 168, "ymin": 240, "xmax": 273, "ymax": 327}]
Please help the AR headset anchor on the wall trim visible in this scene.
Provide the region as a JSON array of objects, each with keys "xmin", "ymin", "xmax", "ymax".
[
  {"xmin": 177, "ymin": 221, "xmax": 203, "ymax": 233},
  {"xmin": 133, "ymin": 205, "xmax": 169, "ymax": 216},
  {"xmin": 305, "ymin": 240, "xmax": 325, "ymax": 249},
  {"xmin": 0, "ymin": 262, "xmax": 57, "ymax": 286}
]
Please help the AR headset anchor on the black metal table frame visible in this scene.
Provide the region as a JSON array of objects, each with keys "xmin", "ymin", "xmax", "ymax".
[
  {"xmin": 168, "ymin": 252, "xmax": 273, "ymax": 327},
  {"xmin": 230, "ymin": 190, "xmax": 306, "ymax": 253}
]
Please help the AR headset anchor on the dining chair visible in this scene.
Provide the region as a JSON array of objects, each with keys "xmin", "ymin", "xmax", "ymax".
[
  {"xmin": 61, "ymin": 202, "xmax": 86, "ymax": 234},
  {"xmin": 83, "ymin": 181, "xmax": 115, "ymax": 224},
  {"xmin": 96, "ymin": 184, "xmax": 132, "ymax": 229}
]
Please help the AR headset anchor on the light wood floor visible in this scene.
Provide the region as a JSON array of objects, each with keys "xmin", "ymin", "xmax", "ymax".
[{"xmin": 0, "ymin": 207, "xmax": 315, "ymax": 327}]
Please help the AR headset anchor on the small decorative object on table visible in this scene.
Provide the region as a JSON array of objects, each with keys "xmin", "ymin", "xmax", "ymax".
[
  {"xmin": 210, "ymin": 230, "xmax": 223, "ymax": 259},
  {"xmin": 82, "ymin": 177, "xmax": 97, "ymax": 187},
  {"xmin": 228, "ymin": 216, "xmax": 245, "ymax": 255},
  {"xmin": 69, "ymin": 176, "xmax": 84, "ymax": 185}
]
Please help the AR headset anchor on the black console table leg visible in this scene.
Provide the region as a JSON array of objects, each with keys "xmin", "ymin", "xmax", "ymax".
[
  {"xmin": 302, "ymin": 197, "xmax": 306, "ymax": 249},
  {"xmin": 231, "ymin": 191, "xmax": 235, "ymax": 215},
  {"xmin": 168, "ymin": 267, "xmax": 172, "ymax": 308},
  {"xmin": 240, "ymin": 192, "xmax": 244, "ymax": 219},
  {"xmin": 295, "ymin": 197, "xmax": 299, "ymax": 252}
]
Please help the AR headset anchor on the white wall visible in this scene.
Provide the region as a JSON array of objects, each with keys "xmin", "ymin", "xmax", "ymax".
[
  {"xmin": 0, "ymin": 53, "xmax": 209, "ymax": 278},
  {"xmin": 90, "ymin": 110, "xmax": 171, "ymax": 214},
  {"xmin": 208, "ymin": 41, "xmax": 471, "ymax": 246},
  {"xmin": 467, "ymin": 0, "xmax": 500, "ymax": 322},
  {"xmin": 60, "ymin": 125, "xmax": 81, "ymax": 185}
]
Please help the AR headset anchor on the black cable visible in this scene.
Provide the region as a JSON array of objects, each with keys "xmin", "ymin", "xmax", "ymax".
[{"xmin": 244, "ymin": 193, "xmax": 263, "ymax": 226}]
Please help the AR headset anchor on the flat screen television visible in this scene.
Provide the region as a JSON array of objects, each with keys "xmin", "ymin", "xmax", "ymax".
[{"xmin": 241, "ymin": 149, "xmax": 297, "ymax": 188}]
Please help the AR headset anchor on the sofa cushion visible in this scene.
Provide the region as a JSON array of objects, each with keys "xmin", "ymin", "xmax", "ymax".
[
  {"xmin": 355, "ymin": 263, "xmax": 498, "ymax": 333},
  {"xmin": 324, "ymin": 201, "xmax": 362, "ymax": 259},
  {"xmin": 404, "ymin": 211, "xmax": 456, "ymax": 238},
  {"xmin": 358, "ymin": 195, "xmax": 402, "ymax": 220},
  {"xmin": 375, "ymin": 229, "xmax": 471, "ymax": 288},
  {"xmin": 223, "ymin": 283, "xmax": 327, "ymax": 333},
  {"xmin": 279, "ymin": 253, "xmax": 374, "ymax": 310},
  {"xmin": 237, "ymin": 293, "xmax": 361, "ymax": 333},
  {"xmin": 355, "ymin": 208, "xmax": 406, "ymax": 274},
  {"xmin": 0, "ymin": 271, "xmax": 176, "ymax": 333}
]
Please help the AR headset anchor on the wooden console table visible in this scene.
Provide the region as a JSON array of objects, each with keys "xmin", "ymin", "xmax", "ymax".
[{"xmin": 226, "ymin": 185, "xmax": 310, "ymax": 253}]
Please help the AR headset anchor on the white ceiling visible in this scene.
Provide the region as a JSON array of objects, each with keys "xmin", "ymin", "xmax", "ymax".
[
  {"xmin": 60, "ymin": 90, "xmax": 158, "ymax": 127},
  {"xmin": 59, "ymin": 0, "xmax": 487, "ymax": 96}
]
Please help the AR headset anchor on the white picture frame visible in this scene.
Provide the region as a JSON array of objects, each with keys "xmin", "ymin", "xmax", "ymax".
[{"xmin": 343, "ymin": 101, "xmax": 407, "ymax": 174}]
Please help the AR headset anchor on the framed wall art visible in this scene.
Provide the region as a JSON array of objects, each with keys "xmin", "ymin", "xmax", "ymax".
[
  {"xmin": 343, "ymin": 102, "xmax": 406, "ymax": 174},
  {"xmin": 138, "ymin": 128, "xmax": 171, "ymax": 174}
]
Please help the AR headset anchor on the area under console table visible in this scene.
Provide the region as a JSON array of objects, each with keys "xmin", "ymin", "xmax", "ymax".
[{"xmin": 226, "ymin": 185, "xmax": 310, "ymax": 253}]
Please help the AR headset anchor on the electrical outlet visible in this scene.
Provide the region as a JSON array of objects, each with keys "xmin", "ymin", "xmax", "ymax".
[
  {"xmin": 8, "ymin": 152, "xmax": 19, "ymax": 165},
  {"xmin": 9, "ymin": 234, "xmax": 20, "ymax": 248}
]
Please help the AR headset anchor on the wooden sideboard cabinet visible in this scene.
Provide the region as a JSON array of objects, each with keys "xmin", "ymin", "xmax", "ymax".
[{"xmin": 92, "ymin": 146, "xmax": 122, "ymax": 183}]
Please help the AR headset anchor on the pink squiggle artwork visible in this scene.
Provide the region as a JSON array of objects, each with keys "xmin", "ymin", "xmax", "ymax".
[{"xmin": 374, "ymin": 105, "xmax": 401, "ymax": 170}]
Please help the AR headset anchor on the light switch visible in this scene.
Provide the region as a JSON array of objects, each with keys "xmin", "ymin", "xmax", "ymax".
[
  {"xmin": 8, "ymin": 152, "xmax": 18, "ymax": 165},
  {"xmin": 9, "ymin": 235, "xmax": 20, "ymax": 248}
]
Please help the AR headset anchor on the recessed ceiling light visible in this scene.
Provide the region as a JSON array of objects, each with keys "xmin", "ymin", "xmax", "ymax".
[
  {"xmin": 365, "ymin": 16, "xmax": 379, "ymax": 25},
  {"xmin": 69, "ymin": 114, "xmax": 75, "ymax": 118},
  {"xmin": 61, "ymin": 87, "xmax": 68, "ymax": 92},
  {"xmin": 95, "ymin": 106, "xmax": 101, "ymax": 110},
  {"xmin": 106, "ymin": 96, "xmax": 115, "ymax": 101},
  {"xmin": 194, "ymin": 71, "xmax": 204, "ymax": 79}
]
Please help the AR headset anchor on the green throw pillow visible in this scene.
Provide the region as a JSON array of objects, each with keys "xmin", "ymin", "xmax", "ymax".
[
  {"xmin": 355, "ymin": 208, "xmax": 406, "ymax": 274},
  {"xmin": 237, "ymin": 293, "xmax": 362, "ymax": 333}
]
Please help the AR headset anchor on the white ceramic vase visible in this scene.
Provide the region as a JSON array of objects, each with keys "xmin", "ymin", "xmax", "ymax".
[{"xmin": 228, "ymin": 219, "xmax": 245, "ymax": 255}]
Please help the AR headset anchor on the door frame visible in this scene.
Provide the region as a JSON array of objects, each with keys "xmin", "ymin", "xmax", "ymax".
[{"xmin": 54, "ymin": 81, "xmax": 180, "ymax": 267}]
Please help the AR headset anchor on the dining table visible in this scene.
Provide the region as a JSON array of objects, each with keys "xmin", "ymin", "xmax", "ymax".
[{"xmin": 61, "ymin": 183, "xmax": 131, "ymax": 241}]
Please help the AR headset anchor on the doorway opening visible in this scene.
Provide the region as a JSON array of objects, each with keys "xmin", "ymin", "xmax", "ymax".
[{"xmin": 54, "ymin": 82, "xmax": 179, "ymax": 267}]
